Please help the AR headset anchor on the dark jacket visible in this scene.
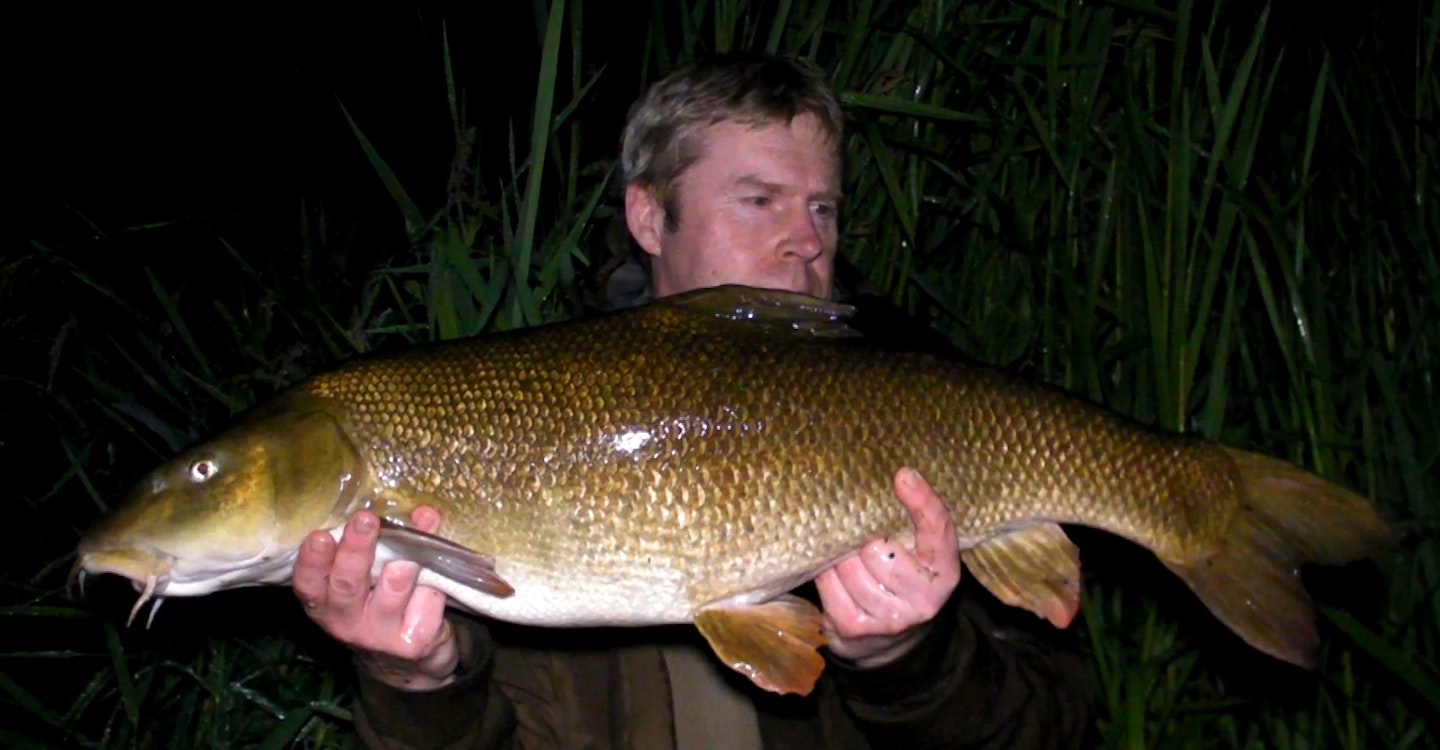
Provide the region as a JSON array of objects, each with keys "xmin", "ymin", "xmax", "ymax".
[{"xmin": 352, "ymin": 582, "xmax": 1095, "ymax": 749}]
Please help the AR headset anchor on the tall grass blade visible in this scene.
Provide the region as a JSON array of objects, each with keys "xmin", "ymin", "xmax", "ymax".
[
  {"xmin": 103, "ymin": 621, "xmax": 141, "ymax": 729},
  {"xmin": 1322, "ymin": 606, "xmax": 1440, "ymax": 718},
  {"xmin": 339, "ymin": 103, "xmax": 427, "ymax": 240},
  {"xmin": 0, "ymin": 671, "xmax": 62, "ymax": 730},
  {"xmin": 513, "ymin": 0, "xmax": 569, "ymax": 324}
]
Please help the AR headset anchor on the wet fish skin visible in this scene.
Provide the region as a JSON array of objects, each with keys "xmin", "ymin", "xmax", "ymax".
[{"xmin": 72, "ymin": 285, "xmax": 1394, "ymax": 695}]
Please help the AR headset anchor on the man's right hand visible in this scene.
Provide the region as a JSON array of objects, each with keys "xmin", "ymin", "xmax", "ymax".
[{"xmin": 292, "ymin": 507, "xmax": 460, "ymax": 691}]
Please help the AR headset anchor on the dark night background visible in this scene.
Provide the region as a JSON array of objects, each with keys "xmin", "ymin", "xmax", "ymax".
[{"xmin": 14, "ymin": 4, "xmax": 647, "ymax": 251}]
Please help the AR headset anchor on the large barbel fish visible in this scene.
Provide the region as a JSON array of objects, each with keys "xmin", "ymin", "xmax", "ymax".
[{"xmin": 73, "ymin": 285, "xmax": 1392, "ymax": 695}]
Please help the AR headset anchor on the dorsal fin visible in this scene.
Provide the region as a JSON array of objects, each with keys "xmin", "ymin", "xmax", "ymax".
[{"xmin": 661, "ymin": 284, "xmax": 861, "ymax": 339}]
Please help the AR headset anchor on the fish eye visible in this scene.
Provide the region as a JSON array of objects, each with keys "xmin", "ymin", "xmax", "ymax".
[{"xmin": 189, "ymin": 459, "xmax": 219, "ymax": 484}]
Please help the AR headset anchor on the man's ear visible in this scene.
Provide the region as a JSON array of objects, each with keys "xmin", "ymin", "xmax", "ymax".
[{"xmin": 625, "ymin": 182, "xmax": 665, "ymax": 258}]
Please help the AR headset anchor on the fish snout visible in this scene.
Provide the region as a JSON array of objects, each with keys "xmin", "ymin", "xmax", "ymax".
[
  {"xmin": 74, "ymin": 545, "xmax": 173, "ymax": 589},
  {"xmin": 72, "ymin": 546, "xmax": 175, "ymax": 626}
]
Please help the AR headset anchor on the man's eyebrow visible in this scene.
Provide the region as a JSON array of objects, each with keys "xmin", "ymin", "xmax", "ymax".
[
  {"xmin": 732, "ymin": 174, "xmax": 781, "ymax": 192},
  {"xmin": 731, "ymin": 174, "xmax": 844, "ymax": 203}
]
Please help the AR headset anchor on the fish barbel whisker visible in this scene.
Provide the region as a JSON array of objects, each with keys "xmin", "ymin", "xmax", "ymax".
[
  {"xmin": 145, "ymin": 596, "xmax": 165, "ymax": 629},
  {"xmin": 126, "ymin": 571, "xmax": 169, "ymax": 628}
]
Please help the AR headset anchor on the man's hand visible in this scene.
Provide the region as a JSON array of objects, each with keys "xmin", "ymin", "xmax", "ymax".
[
  {"xmin": 816, "ymin": 467, "xmax": 961, "ymax": 669},
  {"xmin": 292, "ymin": 507, "xmax": 459, "ymax": 691}
]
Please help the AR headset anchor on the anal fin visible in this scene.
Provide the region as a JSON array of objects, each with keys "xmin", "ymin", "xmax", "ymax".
[
  {"xmin": 693, "ymin": 594, "xmax": 828, "ymax": 696},
  {"xmin": 376, "ymin": 518, "xmax": 515, "ymax": 598},
  {"xmin": 962, "ymin": 522, "xmax": 1082, "ymax": 628}
]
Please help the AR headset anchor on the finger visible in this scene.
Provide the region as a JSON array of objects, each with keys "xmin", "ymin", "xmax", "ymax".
[
  {"xmin": 833, "ymin": 549, "xmax": 906, "ymax": 621},
  {"xmin": 411, "ymin": 505, "xmax": 441, "ymax": 535},
  {"xmin": 326, "ymin": 511, "xmax": 381, "ymax": 625},
  {"xmin": 293, "ymin": 530, "xmax": 336, "ymax": 609},
  {"xmin": 814, "ymin": 564, "xmax": 865, "ymax": 627},
  {"xmin": 366, "ymin": 560, "xmax": 424, "ymax": 638},
  {"xmin": 399, "ymin": 584, "xmax": 451, "ymax": 650},
  {"xmin": 895, "ymin": 468, "xmax": 961, "ymax": 570},
  {"xmin": 894, "ymin": 468, "xmax": 952, "ymax": 549},
  {"xmin": 858, "ymin": 539, "xmax": 952, "ymax": 611}
]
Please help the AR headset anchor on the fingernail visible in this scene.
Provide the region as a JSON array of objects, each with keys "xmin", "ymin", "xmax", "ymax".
[
  {"xmin": 898, "ymin": 467, "xmax": 916, "ymax": 488},
  {"xmin": 310, "ymin": 535, "xmax": 329, "ymax": 551},
  {"xmin": 384, "ymin": 566, "xmax": 410, "ymax": 591},
  {"xmin": 356, "ymin": 514, "xmax": 376, "ymax": 533}
]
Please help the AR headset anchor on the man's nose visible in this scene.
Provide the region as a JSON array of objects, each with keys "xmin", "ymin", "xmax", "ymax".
[{"xmin": 780, "ymin": 204, "xmax": 824, "ymax": 261}]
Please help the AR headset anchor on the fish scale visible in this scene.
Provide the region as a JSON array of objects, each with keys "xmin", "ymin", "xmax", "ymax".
[
  {"xmin": 295, "ymin": 307, "xmax": 921, "ymax": 617},
  {"xmin": 299, "ymin": 293, "xmax": 1225, "ymax": 614},
  {"xmin": 73, "ymin": 285, "xmax": 1393, "ymax": 696}
]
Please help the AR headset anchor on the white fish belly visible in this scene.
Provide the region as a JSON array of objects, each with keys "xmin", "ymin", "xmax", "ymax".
[{"xmin": 413, "ymin": 566, "xmax": 697, "ymax": 628}]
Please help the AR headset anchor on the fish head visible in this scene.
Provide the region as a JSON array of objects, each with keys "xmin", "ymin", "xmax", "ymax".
[{"xmin": 72, "ymin": 407, "xmax": 365, "ymax": 625}]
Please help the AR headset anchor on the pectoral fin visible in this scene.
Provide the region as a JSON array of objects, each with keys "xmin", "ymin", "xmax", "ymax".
[
  {"xmin": 962, "ymin": 523, "xmax": 1081, "ymax": 628},
  {"xmin": 376, "ymin": 519, "xmax": 515, "ymax": 598},
  {"xmin": 693, "ymin": 595, "xmax": 828, "ymax": 696}
]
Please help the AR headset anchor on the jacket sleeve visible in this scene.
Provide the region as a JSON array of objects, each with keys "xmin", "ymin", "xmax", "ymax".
[
  {"xmin": 352, "ymin": 614, "xmax": 518, "ymax": 750},
  {"xmin": 826, "ymin": 588, "xmax": 1098, "ymax": 750}
]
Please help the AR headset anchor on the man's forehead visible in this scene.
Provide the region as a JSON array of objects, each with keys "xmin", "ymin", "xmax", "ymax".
[{"xmin": 675, "ymin": 116, "xmax": 840, "ymax": 190}]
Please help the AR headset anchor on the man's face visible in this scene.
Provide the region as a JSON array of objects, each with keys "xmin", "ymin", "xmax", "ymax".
[{"xmin": 626, "ymin": 112, "xmax": 842, "ymax": 299}]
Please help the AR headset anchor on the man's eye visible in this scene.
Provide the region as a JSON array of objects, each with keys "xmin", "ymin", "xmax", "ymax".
[
  {"xmin": 812, "ymin": 202, "xmax": 837, "ymax": 217},
  {"xmin": 748, "ymin": 196, "xmax": 771, "ymax": 207}
]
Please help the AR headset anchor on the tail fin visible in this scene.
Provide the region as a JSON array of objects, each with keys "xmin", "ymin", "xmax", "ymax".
[{"xmin": 1163, "ymin": 446, "xmax": 1394, "ymax": 668}]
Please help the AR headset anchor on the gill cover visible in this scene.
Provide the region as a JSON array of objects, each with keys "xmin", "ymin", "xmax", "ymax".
[{"xmin": 77, "ymin": 407, "xmax": 364, "ymax": 577}]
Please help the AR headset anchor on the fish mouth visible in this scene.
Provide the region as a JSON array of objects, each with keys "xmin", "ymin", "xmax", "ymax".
[{"xmin": 71, "ymin": 547, "xmax": 175, "ymax": 628}]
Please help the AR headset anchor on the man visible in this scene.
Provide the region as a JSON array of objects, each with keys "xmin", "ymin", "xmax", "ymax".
[{"xmin": 293, "ymin": 53, "xmax": 1096, "ymax": 749}]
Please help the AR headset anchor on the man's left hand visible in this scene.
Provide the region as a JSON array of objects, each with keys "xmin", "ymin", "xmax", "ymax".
[{"xmin": 816, "ymin": 466, "xmax": 961, "ymax": 669}]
